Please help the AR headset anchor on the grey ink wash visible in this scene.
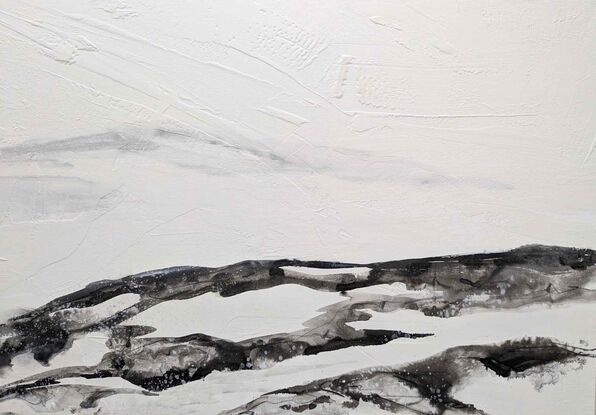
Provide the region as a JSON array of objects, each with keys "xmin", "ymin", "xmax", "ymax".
[
  {"xmin": 0, "ymin": 129, "xmax": 512, "ymax": 188},
  {"xmin": 0, "ymin": 129, "xmax": 287, "ymax": 167},
  {"xmin": 0, "ymin": 176, "xmax": 121, "ymax": 223},
  {"xmin": 0, "ymin": 131, "xmax": 158, "ymax": 157}
]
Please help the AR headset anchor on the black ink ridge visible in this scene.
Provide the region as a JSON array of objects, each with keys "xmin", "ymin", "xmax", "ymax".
[{"xmin": 223, "ymin": 337, "xmax": 595, "ymax": 414}]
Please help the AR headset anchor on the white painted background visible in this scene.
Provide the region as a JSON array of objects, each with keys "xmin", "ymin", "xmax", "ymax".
[{"xmin": 0, "ymin": 1, "xmax": 595, "ymax": 414}]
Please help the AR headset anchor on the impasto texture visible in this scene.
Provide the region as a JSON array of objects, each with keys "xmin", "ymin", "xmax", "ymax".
[{"xmin": 1, "ymin": 1, "xmax": 595, "ymax": 414}]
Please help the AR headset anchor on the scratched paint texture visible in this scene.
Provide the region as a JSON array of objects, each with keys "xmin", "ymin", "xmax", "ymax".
[{"xmin": 0, "ymin": 1, "xmax": 595, "ymax": 414}]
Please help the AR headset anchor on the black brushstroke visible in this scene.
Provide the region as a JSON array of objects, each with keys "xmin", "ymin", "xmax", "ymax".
[
  {"xmin": 1, "ymin": 245, "xmax": 593, "ymax": 370},
  {"xmin": 0, "ymin": 306, "xmax": 431, "ymax": 395},
  {"xmin": 223, "ymin": 338, "xmax": 594, "ymax": 414},
  {"xmin": 0, "ymin": 292, "xmax": 433, "ymax": 409}
]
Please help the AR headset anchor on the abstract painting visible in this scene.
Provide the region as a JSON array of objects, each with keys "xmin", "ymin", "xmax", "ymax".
[{"xmin": 1, "ymin": 1, "xmax": 595, "ymax": 414}]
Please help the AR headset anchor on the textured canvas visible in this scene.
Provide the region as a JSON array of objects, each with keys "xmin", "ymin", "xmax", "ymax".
[{"xmin": 1, "ymin": 1, "xmax": 595, "ymax": 414}]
